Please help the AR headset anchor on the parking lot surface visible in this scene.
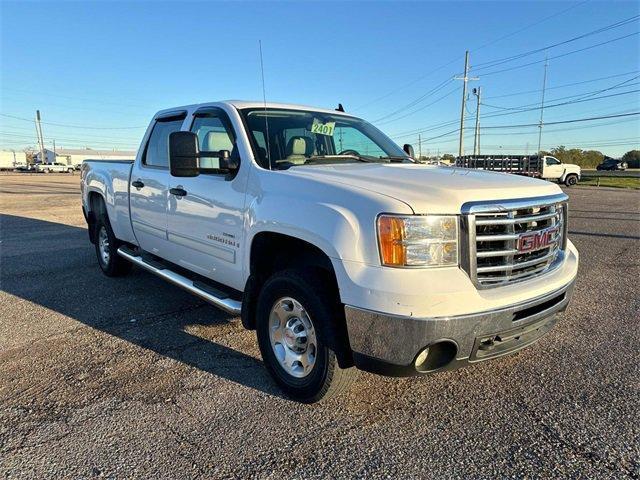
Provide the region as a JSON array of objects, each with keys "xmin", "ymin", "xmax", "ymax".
[{"xmin": 1, "ymin": 173, "xmax": 639, "ymax": 479}]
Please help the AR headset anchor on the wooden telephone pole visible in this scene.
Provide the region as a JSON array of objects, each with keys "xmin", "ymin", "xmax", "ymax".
[{"xmin": 455, "ymin": 51, "xmax": 478, "ymax": 157}]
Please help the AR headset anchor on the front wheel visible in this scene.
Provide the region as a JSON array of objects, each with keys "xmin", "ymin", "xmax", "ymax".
[
  {"xmin": 565, "ymin": 174, "xmax": 578, "ymax": 187},
  {"xmin": 256, "ymin": 269, "xmax": 357, "ymax": 403}
]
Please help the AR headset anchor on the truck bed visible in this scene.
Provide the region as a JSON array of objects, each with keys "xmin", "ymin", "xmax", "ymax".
[{"xmin": 81, "ymin": 158, "xmax": 137, "ymax": 245}]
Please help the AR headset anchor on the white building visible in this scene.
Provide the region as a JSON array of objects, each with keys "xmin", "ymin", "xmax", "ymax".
[
  {"xmin": 0, "ymin": 150, "xmax": 28, "ymax": 169},
  {"xmin": 36, "ymin": 148, "xmax": 136, "ymax": 166}
]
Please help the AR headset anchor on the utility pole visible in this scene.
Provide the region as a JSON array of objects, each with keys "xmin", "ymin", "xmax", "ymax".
[
  {"xmin": 537, "ymin": 56, "xmax": 548, "ymax": 155},
  {"xmin": 418, "ymin": 134, "xmax": 422, "ymax": 160},
  {"xmin": 455, "ymin": 51, "xmax": 479, "ymax": 158},
  {"xmin": 53, "ymin": 140, "xmax": 56, "ymax": 160},
  {"xmin": 472, "ymin": 86, "xmax": 482, "ymax": 156},
  {"xmin": 35, "ymin": 110, "xmax": 45, "ymax": 164}
]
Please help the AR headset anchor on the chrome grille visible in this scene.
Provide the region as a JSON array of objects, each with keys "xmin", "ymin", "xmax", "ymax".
[{"xmin": 461, "ymin": 194, "xmax": 568, "ymax": 288}]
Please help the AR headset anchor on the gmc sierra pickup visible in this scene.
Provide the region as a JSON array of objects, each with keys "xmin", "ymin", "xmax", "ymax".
[{"xmin": 81, "ymin": 101, "xmax": 579, "ymax": 403}]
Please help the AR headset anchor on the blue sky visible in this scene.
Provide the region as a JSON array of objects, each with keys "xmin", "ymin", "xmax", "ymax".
[{"xmin": 1, "ymin": 0, "xmax": 639, "ymax": 156}]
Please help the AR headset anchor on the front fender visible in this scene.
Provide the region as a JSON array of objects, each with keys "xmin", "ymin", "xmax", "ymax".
[{"xmin": 242, "ymin": 168, "xmax": 413, "ymax": 301}]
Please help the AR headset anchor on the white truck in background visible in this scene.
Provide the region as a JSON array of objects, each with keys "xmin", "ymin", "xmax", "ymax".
[
  {"xmin": 81, "ymin": 101, "xmax": 579, "ymax": 403},
  {"xmin": 35, "ymin": 162, "xmax": 75, "ymax": 173},
  {"xmin": 456, "ymin": 154, "xmax": 582, "ymax": 186}
]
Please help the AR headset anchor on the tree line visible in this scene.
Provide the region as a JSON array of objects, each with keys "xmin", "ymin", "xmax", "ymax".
[{"xmin": 540, "ymin": 147, "xmax": 640, "ymax": 169}]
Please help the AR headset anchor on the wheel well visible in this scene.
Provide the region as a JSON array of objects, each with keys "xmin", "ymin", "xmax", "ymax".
[
  {"xmin": 86, "ymin": 192, "xmax": 105, "ymax": 244},
  {"xmin": 242, "ymin": 232, "xmax": 353, "ymax": 368}
]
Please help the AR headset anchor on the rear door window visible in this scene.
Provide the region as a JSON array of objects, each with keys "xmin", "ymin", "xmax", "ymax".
[{"xmin": 143, "ymin": 118, "xmax": 185, "ymax": 168}]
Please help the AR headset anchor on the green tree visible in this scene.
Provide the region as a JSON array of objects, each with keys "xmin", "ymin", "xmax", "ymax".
[
  {"xmin": 622, "ymin": 150, "xmax": 640, "ymax": 168},
  {"xmin": 547, "ymin": 146, "xmax": 603, "ymax": 169}
]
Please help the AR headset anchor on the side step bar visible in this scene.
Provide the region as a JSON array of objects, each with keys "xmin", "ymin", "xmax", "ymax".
[{"xmin": 117, "ymin": 247, "xmax": 242, "ymax": 315}]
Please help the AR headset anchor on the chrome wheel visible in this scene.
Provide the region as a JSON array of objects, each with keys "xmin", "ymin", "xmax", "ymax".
[
  {"xmin": 98, "ymin": 226, "xmax": 110, "ymax": 266},
  {"xmin": 268, "ymin": 297, "xmax": 317, "ymax": 378}
]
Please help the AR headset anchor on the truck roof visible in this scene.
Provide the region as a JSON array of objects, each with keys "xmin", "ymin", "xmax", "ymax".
[{"xmin": 154, "ymin": 100, "xmax": 356, "ymax": 119}]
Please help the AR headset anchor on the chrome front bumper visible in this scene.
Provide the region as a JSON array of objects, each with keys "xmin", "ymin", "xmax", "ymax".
[{"xmin": 345, "ymin": 277, "xmax": 576, "ymax": 376}]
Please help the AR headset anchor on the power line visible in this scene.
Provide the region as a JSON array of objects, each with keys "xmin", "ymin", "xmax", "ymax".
[
  {"xmin": 471, "ymin": 1, "xmax": 590, "ymax": 52},
  {"xmin": 376, "ymin": 87, "xmax": 461, "ymax": 125},
  {"xmin": 472, "ymin": 14, "xmax": 639, "ymax": 71},
  {"xmin": 478, "ymin": 32, "xmax": 639, "ymax": 77},
  {"xmin": 0, "ymin": 113, "xmax": 147, "ymax": 130},
  {"xmin": 388, "ymin": 80, "xmax": 640, "ymax": 140},
  {"xmin": 483, "ymin": 70, "xmax": 640, "ymax": 99},
  {"xmin": 351, "ymin": 1, "xmax": 591, "ymax": 112},
  {"xmin": 391, "ymin": 110, "xmax": 640, "ymax": 141},
  {"xmin": 371, "ymin": 77, "xmax": 455, "ymax": 123},
  {"xmin": 482, "ymin": 75, "xmax": 640, "ymax": 110},
  {"xmin": 480, "ymin": 111, "xmax": 640, "ymax": 129}
]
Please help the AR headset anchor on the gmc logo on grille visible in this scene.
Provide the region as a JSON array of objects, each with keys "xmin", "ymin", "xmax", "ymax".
[{"xmin": 517, "ymin": 226, "xmax": 559, "ymax": 253}]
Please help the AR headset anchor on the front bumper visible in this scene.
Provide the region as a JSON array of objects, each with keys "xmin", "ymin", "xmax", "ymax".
[{"xmin": 345, "ymin": 276, "xmax": 576, "ymax": 376}]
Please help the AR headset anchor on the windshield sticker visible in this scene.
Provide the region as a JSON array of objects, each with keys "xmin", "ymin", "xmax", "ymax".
[{"xmin": 311, "ymin": 120, "xmax": 335, "ymax": 136}]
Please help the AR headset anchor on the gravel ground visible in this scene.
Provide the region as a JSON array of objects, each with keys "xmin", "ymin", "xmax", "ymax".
[{"xmin": 1, "ymin": 173, "xmax": 639, "ymax": 479}]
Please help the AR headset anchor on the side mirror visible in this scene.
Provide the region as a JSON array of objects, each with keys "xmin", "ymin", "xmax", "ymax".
[
  {"xmin": 403, "ymin": 144, "xmax": 415, "ymax": 158},
  {"xmin": 169, "ymin": 131, "xmax": 200, "ymax": 177},
  {"xmin": 218, "ymin": 150, "xmax": 239, "ymax": 171}
]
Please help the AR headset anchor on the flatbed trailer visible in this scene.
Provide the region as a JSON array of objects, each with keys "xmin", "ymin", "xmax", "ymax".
[
  {"xmin": 456, "ymin": 155, "xmax": 543, "ymax": 177},
  {"xmin": 455, "ymin": 154, "xmax": 581, "ymax": 186}
]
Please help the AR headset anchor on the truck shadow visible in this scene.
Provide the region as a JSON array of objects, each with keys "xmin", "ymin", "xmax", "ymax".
[{"xmin": 0, "ymin": 213, "xmax": 285, "ymax": 399}]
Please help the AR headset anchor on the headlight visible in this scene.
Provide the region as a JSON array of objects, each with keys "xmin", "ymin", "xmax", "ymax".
[{"xmin": 377, "ymin": 215, "xmax": 458, "ymax": 267}]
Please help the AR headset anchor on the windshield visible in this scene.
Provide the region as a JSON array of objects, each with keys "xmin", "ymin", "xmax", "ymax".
[{"xmin": 240, "ymin": 108, "xmax": 411, "ymax": 169}]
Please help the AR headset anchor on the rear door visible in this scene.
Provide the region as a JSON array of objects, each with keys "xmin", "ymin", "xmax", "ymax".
[
  {"xmin": 130, "ymin": 111, "xmax": 186, "ymax": 257},
  {"xmin": 164, "ymin": 107, "xmax": 246, "ymax": 290}
]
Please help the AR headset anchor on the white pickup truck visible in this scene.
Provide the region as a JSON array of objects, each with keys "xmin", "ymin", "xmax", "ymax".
[
  {"xmin": 36, "ymin": 162, "xmax": 75, "ymax": 173},
  {"xmin": 81, "ymin": 101, "xmax": 579, "ymax": 403}
]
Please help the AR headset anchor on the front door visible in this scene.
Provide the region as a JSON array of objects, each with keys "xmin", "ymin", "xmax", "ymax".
[
  {"xmin": 543, "ymin": 156, "xmax": 564, "ymax": 179},
  {"xmin": 130, "ymin": 113, "xmax": 186, "ymax": 257},
  {"xmin": 165, "ymin": 107, "xmax": 247, "ymax": 291}
]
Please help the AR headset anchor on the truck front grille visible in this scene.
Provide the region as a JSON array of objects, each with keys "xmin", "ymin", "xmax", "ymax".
[{"xmin": 461, "ymin": 194, "xmax": 568, "ymax": 288}]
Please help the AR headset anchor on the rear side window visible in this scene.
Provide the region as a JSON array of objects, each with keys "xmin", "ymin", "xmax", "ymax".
[{"xmin": 143, "ymin": 118, "xmax": 184, "ymax": 168}]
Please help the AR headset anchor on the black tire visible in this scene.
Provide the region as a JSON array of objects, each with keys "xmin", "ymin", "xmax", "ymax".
[
  {"xmin": 256, "ymin": 269, "xmax": 357, "ymax": 403},
  {"xmin": 94, "ymin": 212, "xmax": 132, "ymax": 277},
  {"xmin": 564, "ymin": 174, "xmax": 578, "ymax": 187}
]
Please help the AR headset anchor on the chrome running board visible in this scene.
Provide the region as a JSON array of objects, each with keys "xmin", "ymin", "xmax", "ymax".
[{"xmin": 117, "ymin": 247, "xmax": 242, "ymax": 315}]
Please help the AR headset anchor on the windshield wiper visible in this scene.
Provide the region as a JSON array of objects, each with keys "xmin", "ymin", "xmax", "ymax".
[
  {"xmin": 304, "ymin": 154, "xmax": 375, "ymax": 163},
  {"xmin": 378, "ymin": 156, "xmax": 413, "ymax": 163}
]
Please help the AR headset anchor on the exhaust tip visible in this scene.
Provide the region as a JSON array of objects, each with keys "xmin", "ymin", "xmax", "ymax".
[{"xmin": 414, "ymin": 340, "xmax": 458, "ymax": 373}]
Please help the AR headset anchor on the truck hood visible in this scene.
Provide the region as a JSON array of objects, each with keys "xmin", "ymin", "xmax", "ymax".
[{"xmin": 283, "ymin": 163, "xmax": 562, "ymax": 214}]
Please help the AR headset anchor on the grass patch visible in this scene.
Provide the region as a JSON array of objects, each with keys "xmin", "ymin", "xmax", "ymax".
[{"xmin": 579, "ymin": 177, "xmax": 640, "ymax": 189}]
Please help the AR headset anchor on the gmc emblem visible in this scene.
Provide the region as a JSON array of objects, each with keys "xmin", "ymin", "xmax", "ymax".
[{"xmin": 517, "ymin": 226, "xmax": 559, "ymax": 253}]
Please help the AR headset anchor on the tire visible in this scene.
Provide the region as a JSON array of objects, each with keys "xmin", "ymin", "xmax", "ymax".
[
  {"xmin": 256, "ymin": 269, "xmax": 357, "ymax": 403},
  {"xmin": 564, "ymin": 174, "xmax": 578, "ymax": 187},
  {"xmin": 94, "ymin": 212, "xmax": 132, "ymax": 277}
]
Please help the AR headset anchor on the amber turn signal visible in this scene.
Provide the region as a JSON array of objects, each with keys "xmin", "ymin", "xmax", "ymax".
[{"xmin": 378, "ymin": 215, "xmax": 406, "ymax": 266}]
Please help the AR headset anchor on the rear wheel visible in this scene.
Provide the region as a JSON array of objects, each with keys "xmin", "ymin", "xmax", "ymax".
[
  {"xmin": 94, "ymin": 213, "xmax": 132, "ymax": 277},
  {"xmin": 256, "ymin": 269, "xmax": 357, "ymax": 403},
  {"xmin": 564, "ymin": 174, "xmax": 578, "ymax": 187}
]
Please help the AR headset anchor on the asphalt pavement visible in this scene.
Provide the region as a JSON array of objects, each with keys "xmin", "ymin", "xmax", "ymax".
[{"xmin": 1, "ymin": 173, "xmax": 639, "ymax": 479}]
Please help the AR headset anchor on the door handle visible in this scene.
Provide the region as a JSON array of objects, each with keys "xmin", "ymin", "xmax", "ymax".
[
  {"xmin": 132, "ymin": 180, "xmax": 144, "ymax": 189},
  {"xmin": 170, "ymin": 187, "xmax": 187, "ymax": 197}
]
